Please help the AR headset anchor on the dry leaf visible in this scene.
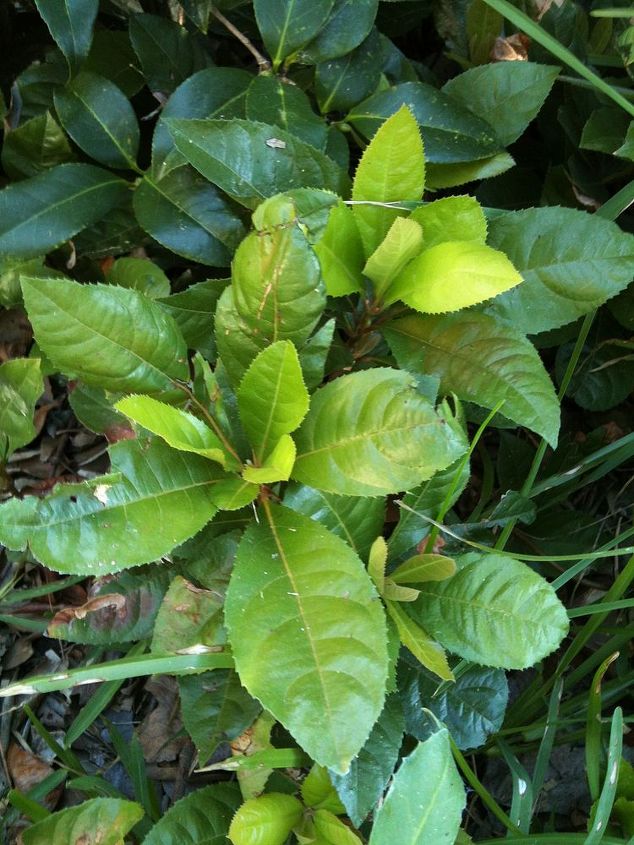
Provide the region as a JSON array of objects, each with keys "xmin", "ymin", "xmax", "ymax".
[
  {"xmin": 492, "ymin": 33, "xmax": 530, "ymax": 61},
  {"xmin": 48, "ymin": 593, "xmax": 126, "ymax": 630}
]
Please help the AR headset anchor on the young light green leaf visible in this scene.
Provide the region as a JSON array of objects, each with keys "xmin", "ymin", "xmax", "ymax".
[
  {"xmin": 409, "ymin": 196, "xmax": 487, "ymax": 249},
  {"xmin": 443, "ymin": 63, "xmax": 559, "ymax": 146},
  {"xmin": 369, "ymin": 729, "xmax": 465, "ymax": 845},
  {"xmin": 385, "ymin": 240, "xmax": 522, "ymax": 312},
  {"xmin": 144, "ymin": 783, "xmax": 240, "ymax": 845},
  {"xmin": 0, "ymin": 163, "xmax": 127, "ymax": 259},
  {"xmin": 302, "ymin": 765, "xmax": 346, "ymax": 813},
  {"xmin": 0, "ymin": 358, "xmax": 43, "ymax": 460},
  {"xmin": 151, "ymin": 576, "xmax": 225, "ymax": 653},
  {"xmin": 352, "ymin": 105, "xmax": 425, "ymax": 257},
  {"xmin": 383, "ymin": 312, "xmax": 560, "ymax": 446},
  {"xmin": 0, "ymin": 438, "xmax": 229, "ymax": 574},
  {"xmin": 238, "ymin": 341, "xmax": 309, "ymax": 461},
  {"xmin": 1, "ymin": 112, "xmax": 75, "ymax": 180},
  {"xmin": 364, "ymin": 217, "xmax": 423, "ymax": 300},
  {"xmin": 34, "ymin": 0, "xmax": 98, "ymax": 76},
  {"xmin": 368, "ymin": 536, "xmax": 388, "ymax": 594},
  {"xmin": 391, "ymin": 554, "xmax": 456, "ymax": 585},
  {"xmin": 225, "ymin": 505, "xmax": 388, "ymax": 773},
  {"xmin": 115, "ymin": 395, "xmax": 228, "ymax": 467},
  {"xmin": 382, "ymin": 581, "xmax": 420, "ymax": 602},
  {"xmin": 22, "ymin": 276, "xmax": 188, "ymax": 394},
  {"xmin": 54, "ymin": 72, "xmax": 140, "ymax": 170},
  {"xmin": 385, "ymin": 600, "xmax": 453, "ymax": 682},
  {"xmin": 425, "ymin": 152, "xmax": 514, "ymax": 190},
  {"xmin": 251, "ymin": 188, "xmax": 338, "ymax": 238},
  {"xmin": 313, "ymin": 809, "xmax": 363, "ymax": 844},
  {"xmin": 229, "ymin": 793, "xmax": 304, "ymax": 845},
  {"xmin": 167, "ymin": 118, "xmax": 349, "ymax": 208},
  {"xmin": 314, "ymin": 202, "xmax": 365, "ymax": 297},
  {"xmin": 107, "ymin": 257, "xmax": 170, "ymax": 299},
  {"xmin": 411, "ymin": 554, "xmax": 570, "ymax": 669},
  {"xmin": 246, "ymin": 75, "xmax": 327, "ymax": 149},
  {"xmin": 242, "ymin": 435, "xmax": 297, "ymax": 484},
  {"xmin": 486, "ymin": 207, "xmax": 634, "ymax": 333},
  {"xmin": 23, "ymin": 797, "xmax": 142, "ymax": 845},
  {"xmin": 254, "ymin": 0, "xmax": 335, "ymax": 69},
  {"xmin": 293, "ymin": 369, "xmax": 466, "ymax": 497}
]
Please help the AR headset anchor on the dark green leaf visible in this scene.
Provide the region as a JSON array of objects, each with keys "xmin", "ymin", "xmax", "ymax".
[
  {"xmin": 1, "ymin": 112, "xmax": 75, "ymax": 180},
  {"xmin": 299, "ymin": 0, "xmax": 379, "ymax": 63},
  {"xmin": 158, "ymin": 278, "xmax": 229, "ymax": 358},
  {"xmin": 34, "ymin": 0, "xmax": 98, "ymax": 76},
  {"xmin": 254, "ymin": 0, "xmax": 336, "ymax": 69},
  {"xmin": 246, "ymin": 75, "xmax": 327, "ymax": 149},
  {"xmin": 315, "ymin": 29, "xmax": 383, "ymax": 114},
  {"xmin": 143, "ymin": 783, "xmax": 240, "ymax": 845},
  {"xmin": 84, "ymin": 30, "xmax": 145, "ymax": 98}
]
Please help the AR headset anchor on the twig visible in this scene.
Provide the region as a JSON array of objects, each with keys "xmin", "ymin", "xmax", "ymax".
[{"xmin": 211, "ymin": 6, "xmax": 270, "ymax": 71}]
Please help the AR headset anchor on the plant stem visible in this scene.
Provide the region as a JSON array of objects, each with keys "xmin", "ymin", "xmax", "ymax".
[{"xmin": 211, "ymin": 6, "xmax": 270, "ymax": 71}]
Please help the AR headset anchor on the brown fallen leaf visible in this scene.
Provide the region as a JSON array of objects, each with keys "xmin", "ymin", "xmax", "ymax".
[
  {"xmin": 137, "ymin": 676, "xmax": 187, "ymax": 764},
  {"xmin": 48, "ymin": 593, "xmax": 127, "ymax": 631},
  {"xmin": 7, "ymin": 743, "xmax": 62, "ymax": 810},
  {"xmin": 492, "ymin": 33, "xmax": 530, "ymax": 61}
]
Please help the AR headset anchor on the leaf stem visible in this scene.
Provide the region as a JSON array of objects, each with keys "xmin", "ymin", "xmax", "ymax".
[
  {"xmin": 176, "ymin": 381, "xmax": 243, "ymax": 466},
  {"xmin": 210, "ymin": 6, "xmax": 271, "ymax": 71}
]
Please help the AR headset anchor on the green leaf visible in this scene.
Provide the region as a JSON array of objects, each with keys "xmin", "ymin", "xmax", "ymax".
[
  {"xmin": 385, "ymin": 240, "xmax": 522, "ymax": 312},
  {"xmin": 443, "ymin": 63, "xmax": 559, "ymax": 146},
  {"xmin": 347, "ymin": 82, "xmax": 503, "ymax": 164},
  {"xmin": 179, "ymin": 670, "xmax": 260, "ymax": 763},
  {"xmin": 351, "ymin": 105, "xmax": 425, "ymax": 257},
  {"xmin": 167, "ymin": 118, "xmax": 349, "ymax": 208},
  {"xmin": 364, "ymin": 217, "xmax": 423, "ymax": 300},
  {"xmin": 107, "ymin": 257, "xmax": 170, "ymax": 299},
  {"xmin": 252, "ymin": 189, "xmax": 338, "ymax": 239},
  {"xmin": 293, "ymin": 369, "xmax": 466, "ymax": 497},
  {"xmin": 143, "ymin": 783, "xmax": 240, "ymax": 845},
  {"xmin": 368, "ymin": 536, "xmax": 387, "ymax": 594},
  {"xmin": 411, "ymin": 554, "xmax": 570, "ymax": 669},
  {"xmin": 84, "ymin": 30, "xmax": 145, "ymax": 98},
  {"xmin": 0, "ymin": 163, "xmax": 128, "ymax": 259},
  {"xmin": 243, "ymin": 435, "xmax": 297, "ymax": 484},
  {"xmin": 425, "ymin": 152, "xmax": 514, "ymax": 190},
  {"xmin": 151, "ymin": 575, "xmax": 225, "ymax": 653},
  {"xmin": 299, "ymin": 0, "xmax": 379, "ymax": 63},
  {"xmin": 115, "ymin": 395, "xmax": 228, "ymax": 466},
  {"xmin": 0, "ymin": 358, "xmax": 43, "ymax": 460},
  {"xmin": 385, "ymin": 600, "xmax": 453, "ymax": 681},
  {"xmin": 68, "ymin": 383, "xmax": 126, "ymax": 437},
  {"xmin": 298, "ymin": 319, "xmax": 336, "ymax": 390},
  {"xmin": 1, "ymin": 112, "xmax": 75, "ymax": 180},
  {"xmin": 302, "ymin": 765, "xmax": 346, "ymax": 813},
  {"xmin": 313, "ymin": 809, "xmax": 363, "ymax": 844},
  {"xmin": 34, "ymin": 0, "xmax": 98, "ymax": 76},
  {"xmin": 54, "ymin": 72, "xmax": 140, "ymax": 170},
  {"xmin": 253, "ymin": 0, "xmax": 335, "ymax": 69},
  {"xmin": 238, "ymin": 341, "xmax": 309, "ymax": 461},
  {"xmin": 368, "ymin": 730, "xmax": 465, "ymax": 845},
  {"xmin": 315, "ymin": 29, "xmax": 383, "ymax": 113},
  {"xmin": 391, "ymin": 554, "xmax": 456, "ymax": 585},
  {"xmin": 330, "ymin": 694, "xmax": 404, "ymax": 826},
  {"xmin": 283, "ymin": 484, "xmax": 385, "ymax": 559},
  {"xmin": 225, "ymin": 505, "xmax": 388, "ymax": 773},
  {"xmin": 383, "ymin": 312, "xmax": 560, "ymax": 446},
  {"xmin": 23, "ymin": 797, "xmax": 142, "ymax": 845},
  {"xmin": 0, "ymin": 438, "xmax": 230, "ymax": 574},
  {"xmin": 158, "ymin": 278, "xmax": 228, "ymax": 359},
  {"xmin": 399, "ymin": 659, "xmax": 508, "ymax": 750},
  {"xmin": 486, "ymin": 207, "xmax": 634, "ymax": 333},
  {"xmin": 229, "ymin": 793, "xmax": 304, "ymax": 845},
  {"xmin": 246, "ymin": 75, "xmax": 327, "ymax": 149},
  {"xmin": 409, "ymin": 196, "xmax": 487, "ymax": 249},
  {"xmin": 22, "ymin": 276, "xmax": 189, "ymax": 393},
  {"xmin": 134, "ymin": 163, "xmax": 245, "ymax": 267},
  {"xmin": 314, "ymin": 202, "xmax": 365, "ymax": 297}
]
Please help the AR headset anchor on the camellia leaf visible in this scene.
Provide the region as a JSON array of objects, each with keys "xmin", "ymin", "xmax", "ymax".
[
  {"xmin": 158, "ymin": 278, "xmax": 229, "ymax": 358},
  {"xmin": 391, "ymin": 554, "xmax": 456, "ymax": 584},
  {"xmin": 246, "ymin": 75, "xmax": 327, "ymax": 149},
  {"xmin": 315, "ymin": 29, "xmax": 383, "ymax": 114},
  {"xmin": 167, "ymin": 118, "xmax": 349, "ymax": 208},
  {"xmin": 411, "ymin": 554, "xmax": 570, "ymax": 669},
  {"xmin": 237, "ymin": 341, "xmax": 309, "ymax": 461},
  {"xmin": 242, "ymin": 434, "xmax": 297, "ymax": 484},
  {"xmin": 314, "ymin": 202, "xmax": 365, "ymax": 297},
  {"xmin": 302, "ymin": 764, "xmax": 346, "ymax": 813},
  {"xmin": 115, "ymin": 395, "xmax": 229, "ymax": 467},
  {"xmin": 1, "ymin": 111, "xmax": 75, "ymax": 180},
  {"xmin": 225, "ymin": 504, "xmax": 388, "ymax": 773},
  {"xmin": 229, "ymin": 792, "xmax": 304, "ymax": 845},
  {"xmin": 383, "ymin": 312, "xmax": 560, "ymax": 446},
  {"xmin": 107, "ymin": 257, "xmax": 171, "ymax": 299},
  {"xmin": 486, "ymin": 207, "xmax": 634, "ymax": 334},
  {"xmin": 151, "ymin": 575, "xmax": 225, "ymax": 653},
  {"xmin": 409, "ymin": 195, "xmax": 487, "ymax": 249},
  {"xmin": 313, "ymin": 809, "xmax": 364, "ymax": 843},
  {"xmin": 0, "ymin": 358, "xmax": 43, "ymax": 460},
  {"xmin": 22, "ymin": 276, "xmax": 189, "ymax": 394},
  {"xmin": 34, "ymin": 0, "xmax": 98, "ymax": 76},
  {"xmin": 0, "ymin": 163, "xmax": 128, "ymax": 259},
  {"xmin": 0, "ymin": 438, "xmax": 233, "ymax": 574},
  {"xmin": 425, "ymin": 152, "xmax": 514, "ymax": 190},
  {"xmin": 299, "ymin": 0, "xmax": 379, "ymax": 64},
  {"xmin": 54, "ymin": 72, "xmax": 140, "ymax": 170},
  {"xmin": 352, "ymin": 105, "xmax": 425, "ymax": 257},
  {"xmin": 364, "ymin": 217, "xmax": 423, "ymax": 300},
  {"xmin": 22, "ymin": 797, "xmax": 143, "ymax": 845},
  {"xmin": 293, "ymin": 369, "xmax": 466, "ymax": 497},
  {"xmin": 253, "ymin": 0, "xmax": 336, "ymax": 69},
  {"xmin": 443, "ymin": 62, "xmax": 560, "ymax": 147},
  {"xmin": 143, "ymin": 783, "xmax": 241, "ymax": 845},
  {"xmin": 368, "ymin": 729, "xmax": 465, "ymax": 845},
  {"xmin": 384, "ymin": 240, "xmax": 523, "ymax": 313},
  {"xmin": 385, "ymin": 599, "xmax": 453, "ymax": 681}
]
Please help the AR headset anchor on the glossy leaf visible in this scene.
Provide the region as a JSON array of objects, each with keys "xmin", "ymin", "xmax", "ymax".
[
  {"xmin": 352, "ymin": 106, "xmax": 425, "ymax": 257},
  {"xmin": 315, "ymin": 29, "xmax": 383, "ymax": 113},
  {"xmin": 0, "ymin": 438, "xmax": 229, "ymax": 574},
  {"xmin": 242, "ymin": 435, "xmax": 297, "ymax": 484},
  {"xmin": 486, "ymin": 207, "xmax": 634, "ymax": 333},
  {"xmin": 22, "ymin": 276, "xmax": 189, "ymax": 393},
  {"xmin": 238, "ymin": 341, "xmax": 309, "ymax": 461},
  {"xmin": 302, "ymin": 765, "xmax": 346, "ymax": 813},
  {"xmin": 246, "ymin": 75, "xmax": 327, "ymax": 149},
  {"xmin": 364, "ymin": 217, "xmax": 423, "ymax": 300},
  {"xmin": 254, "ymin": 0, "xmax": 335, "ymax": 69},
  {"xmin": 425, "ymin": 152, "xmax": 515, "ymax": 190},
  {"xmin": 293, "ymin": 369, "xmax": 466, "ymax": 497},
  {"xmin": 84, "ymin": 30, "xmax": 145, "ymax": 98},
  {"xmin": 34, "ymin": 0, "xmax": 98, "ymax": 76},
  {"xmin": 143, "ymin": 783, "xmax": 240, "ymax": 845},
  {"xmin": 229, "ymin": 793, "xmax": 304, "ymax": 845},
  {"xmin": 107, "ymin": 257, "xmax": 170, "ymax": 299},
  {"xmin": 299, "ymin": 0, "xmax": 379, "ymax": 63},
  {"xmin": 225, "ymin": 505, "xmax": 388, "ymax": 773},
  {"xmin": 1, "ymin": 112, "xmax": 75, "ymax": 180},
  {"xmin": 411, "ymin": 554, "xmax": 570, "ymax": 669},
  {"xmin": 385, "ymin": 599, "xmax": 453, "ymax": 681},
  {"xmin": 23, "ymin": 797, "xmax": 142, "ymax": 845},
  {"xmin": 168, "ymin": 118, "xmax": 349, "ymax": 208},
  {"xmin": 313, "ymin": 809, "xmax": 364, "ymax": 844},
  {"xmin": 330, "ymin": 694, "xmax": 404, "ymax": 826},
  {"xmin": 0, "ymin": 163, "xmax": 127, "ymax": 259},
  {"xmin": 158, "ymin": 278, "xmax": 229, "ymax": 358},
  {"xmin": 409, "ymin": 196, "xmax": 487, "ymax": 249},
  {"xmin": 54, "ymin": 72, "xmax": 140, "ymax": 169},
  {"xmin": 383, "ymin": 312, "xmax": 560, "ymax": 446},
  {"xmin": 369, "ymin": 730, "xmax": 465, "ymax": 845},
  {"xmin": 314, "ymin": 202, "xmax": 365, "ymax": 297},
  {"xmin": 0, "ymin": 358, "xmax": 43, "ymax": 460}
]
